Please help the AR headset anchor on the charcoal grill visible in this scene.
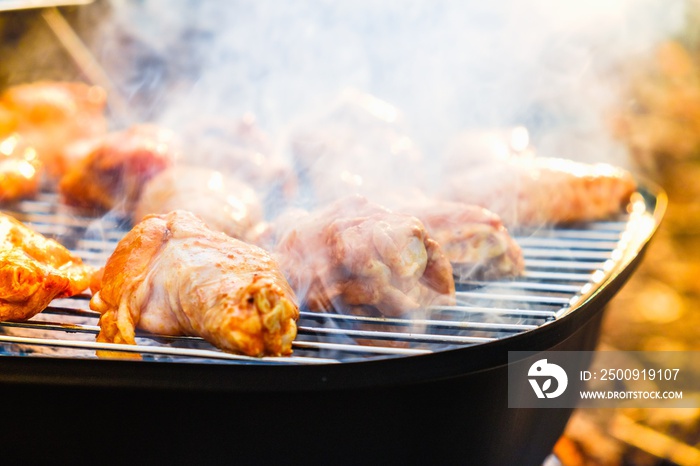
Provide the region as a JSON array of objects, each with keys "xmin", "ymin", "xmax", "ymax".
[{"xmin": 0, "ymin": 185, "xmax": 665, "ymax": 466}]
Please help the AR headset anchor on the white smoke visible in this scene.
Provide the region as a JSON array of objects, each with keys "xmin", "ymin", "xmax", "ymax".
[
  {"xmin": 91, "ymin": 0, "xmax": 684, "ymax": 165},
  {"xmin": 73, "ymin": 0, "xmax": 686, "ymax": 352}
]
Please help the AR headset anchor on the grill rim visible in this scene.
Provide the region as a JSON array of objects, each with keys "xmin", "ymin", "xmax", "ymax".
[{"xmin": 0, "ymin": 182, "xmax": 666, "ymax": 393}]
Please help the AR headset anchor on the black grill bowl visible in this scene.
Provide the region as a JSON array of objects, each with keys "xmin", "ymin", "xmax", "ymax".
[
  {"xmin": 0, "ymin": 245, "xmax": 644, "ymax": 466},
  {"xmin": 0, "ymin": 185, "xmax": 664, "ymax": 466}
]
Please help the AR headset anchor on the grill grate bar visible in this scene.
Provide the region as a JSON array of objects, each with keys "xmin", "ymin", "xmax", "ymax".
[
  {"xmin": 15, "ymin": 224, "xmax": 72, "ymax": 237},
  {"xmin": 78, "ymin": 231, "xmax": 127, "ymax": 242},
  {"xmin": 522, "ymin": 270, "xmax": 593, "ymax": 282},
  {"xmin": 456, "ymin": 291, "xmax": 572, "ymax": 305},
  {"xmin": 458, "ymin": 280, "xmax": 583, "ymax": 293},
  {"xmin": 521, "ymin": 248, "xmax": 612, "ymax": 260},
  {"xmin": 292, "ymin": 341, "xmax": 432, "ymax": 356},
  {"xmin": 428, "ymin": 305, "xmax": 557, "ymax": 318},
  {"xmin": 0, "ymin": 320, "xmax": 99, "ymax": 334},
  {"xmin": 44, "ymin": 299, "xmax": 97, "ymax": 313},
  {"xmin": 583, "ymin": 220, "xmax": 628, "ymax": 230},
  {"xmin": 17, "ymin": 214, "xmax": 97, "ymax": 229},
  {"xmin": 41, "ymin": 307, "xmax": 98, "ymax": 318},
  {"xmin": 298, "ymin": 326, "xmax": 496, "ymax": 344},
  {"xmin": 517, "ymin": 230, "xmax": 623, "ymax": 241},
  {"xmin": 514, "ymin": 237, "xmax": 619, "ymax": 250},
  {"xmin": 0, "ymin": 334, "xmax": 339, "ymax": 364},
  {"xmin": 298, "ymin": 311, "xmax": 539, "ymax": 331},
  {"xmin": 523, "ymin": 259, "xmax": 606, "ymax": 270},
  {"xmin": 14, "ymin": 200, "xmax": 55, "ymax": 213}
]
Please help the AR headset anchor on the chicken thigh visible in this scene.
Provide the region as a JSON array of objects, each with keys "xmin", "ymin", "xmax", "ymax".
[
  {"xmin": 445, "ymin": 157, "xmax": 637, "ymax": 226},
  {"xmin": 273, "ymin": 195, "xmax": 455, "ymax": 317},
  {"xmin": 406, "ymin": 200, "xmax": 525, "ymax": 280},
  {"xmin": 134, "ymin": 165, "xmax": 263, "ymax": 241},
  {"xmin": 1, "ymin": 81, "xmax": 107, "ymax": 179},
  {"xmin": 91, "ymin": 210, "xmax": 299, "ymax": 357},
  {"xmin": 59, "ymin": 124, "xmax": 176, "ymax": 213}
]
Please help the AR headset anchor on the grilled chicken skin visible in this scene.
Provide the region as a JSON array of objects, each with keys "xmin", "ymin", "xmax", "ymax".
[
  {"xmin": 1, "ymin": 81, "xmax": 107, "ymax": 179},
  {"xmin": 274, "ymin": 195, "xmax": 455, "ymax": 317},
  {"xmin": 405, "ymin": 200, "xmax": 525, "ymax": 280},
  {"xmin": 91, "ymin": 210, "xmax": 299, "ymax": 357},
  {"xmin": 182, "ymin": 115, "xmax": 298, "ymax": 199},
  {"xmin": 0, "ymin": 134, "xmax": 42, "ymax": 202},
  {"xmin": 134, "ymin": 165, "xmax": 263, "ymax": 241},
  {"xmin": 445, "ymin": 157, "xmax": 637, "ymax": 226},
  {"xmin": 0, "ymin": 212, "xmax": 91, "ymax": 321},
  {"xmin": 59, "ymin": 124, "xmax": 176, "ymax": 213}
]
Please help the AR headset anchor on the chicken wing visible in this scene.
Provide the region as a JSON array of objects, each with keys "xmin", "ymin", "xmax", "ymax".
[
  {"xmin": 90, "ymin": 210, "xmax": 299, "ymax": 357},
  {"xmin": 0, "ymin": 212, "xmax": 92, "ymax": 321},
  {"xmin": 59, "ymin": 124, "xmax": 176, "ymax": 213},
  {"xmin": 406, "ymin": 200, "xmax": 525, "ymax": 280},
  {"xmin": 273, "ymin": 195, "xmax": 455, "ymax": 317},
  {"xmin": 1, "ymin": 81, "xmax": 107, "ymax": 179},
  {"xmin": 445, "ymin": 156, "xmax": 637, "ymax": 226},
  {"xmin": 134, "ymin": 165, "xmax": 263, "ymax": 241}
]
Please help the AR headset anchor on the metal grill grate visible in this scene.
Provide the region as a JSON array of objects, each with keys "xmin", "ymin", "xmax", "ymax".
[{"xmin": 0, "ymin": 192, "xmax": 654, "ymax": 364}]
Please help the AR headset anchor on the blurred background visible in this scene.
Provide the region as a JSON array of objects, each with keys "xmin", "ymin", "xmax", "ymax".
[
  {"xmin": 2, "ymin": 1, "xmax": 700, "ymax": 464},
  {"xmin": 555, "ymin": 7, "xmax": 700, "ymax": 465}
]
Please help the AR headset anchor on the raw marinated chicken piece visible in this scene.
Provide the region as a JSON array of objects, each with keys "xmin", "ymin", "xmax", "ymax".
[
  {"xmin": 0, "ymin": 212, "xmax": 92, "ymax": 321},
  {"xmin": 0, "ymin": 104, "xmax": 18, "ymax": 136},
  {"xmin": 89, "ymin": 267, "xmax": 104, "ymax": 295},
  {"xmin": 91, "ymin": 210, "xmax": 299, "ymax": 357},
  {"xmin": 0, "ymin": 133, "xmax": 42, "ymax": 202},
  {"xmin": 290, "ymin": 90, "xmax": 424, "ymax": 205},
  {"xmin": 1, "ymin": 81, "xmax": 107, "ymax": 179},
  {"xmin": 274, "ymin": 195, "xmax": 455, "ymax": 317},
  {"xmin": 406, "ymin": 200, "xmax": 525, "ymax": 280},
  {"xmin": 182, "ymin": 115, "xmax": 297, "ymax": 200},
  {"xmin": 134, "ymin": 166, "xmax": 263, "ymax": 241},
  {"xmin": 292, "ymin": 126, "xmax": 422, "ymax": 204},
  {"xmin": 247, "ymin": 206, "xmax": 310, "ymax": 252},
  {"xmin": 59, "ymin": 124, "xmax": 177, "ymax": 213},
  {"xmin": 445, "ymin": 157, "xmax": 637, "ymax": 226}
]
